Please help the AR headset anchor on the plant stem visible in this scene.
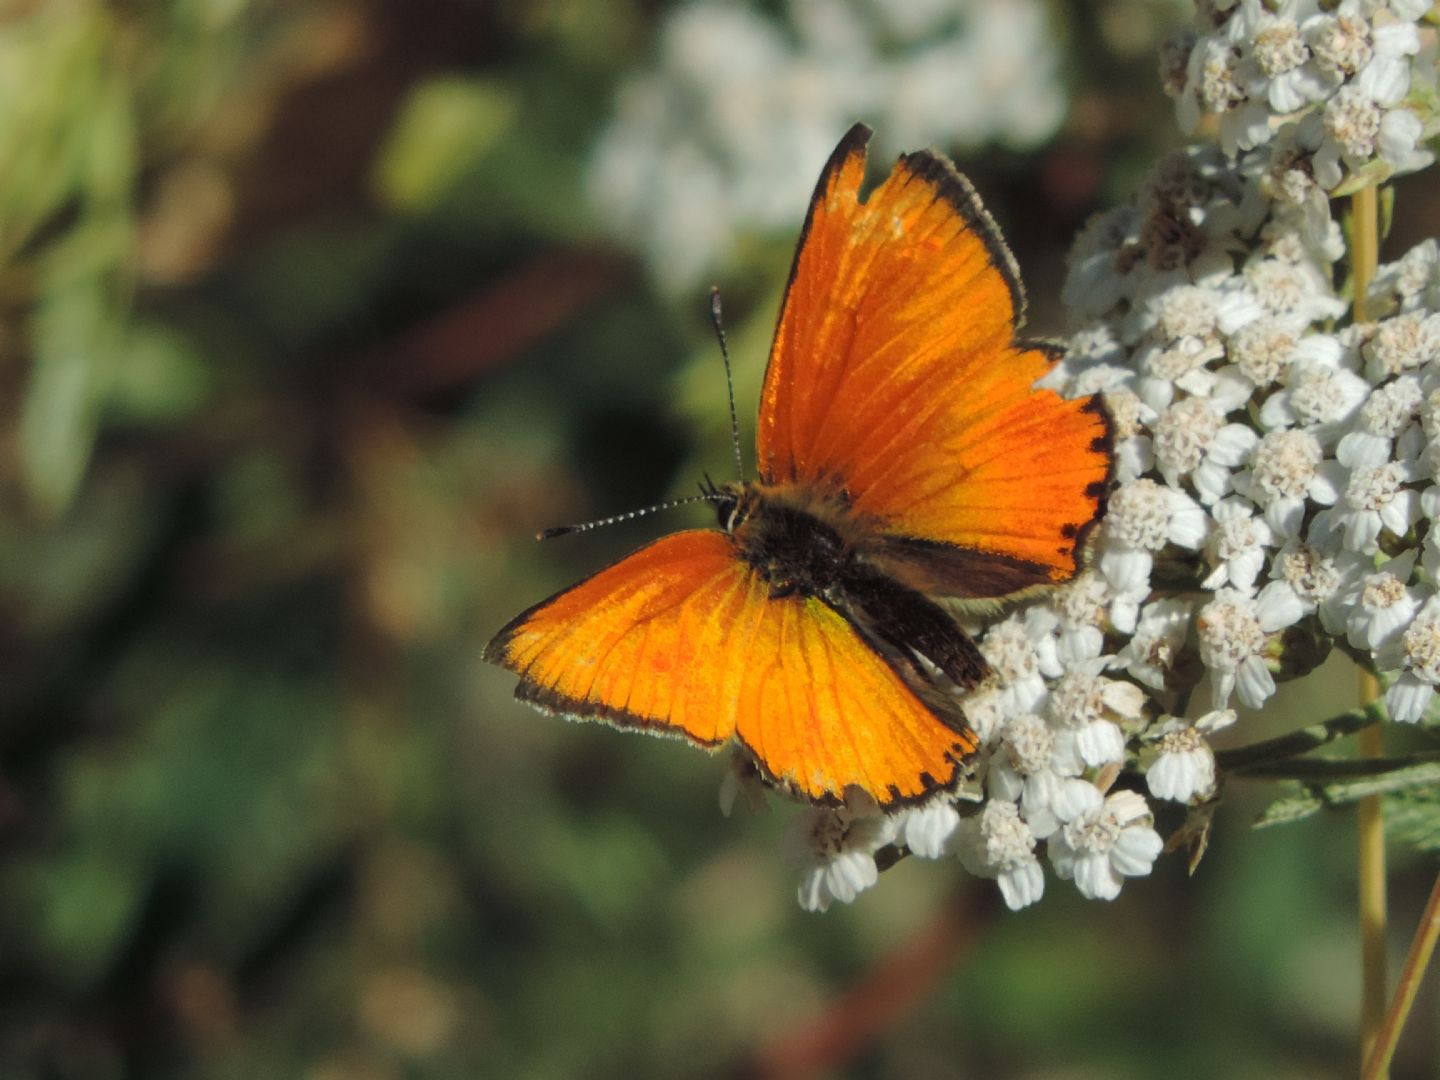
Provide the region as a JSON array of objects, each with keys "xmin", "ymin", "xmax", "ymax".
[
  {"xmin": 1214, "ymin": 703, "xmax": 1383, "ymax": 772},
  {"xmin": 1351, "ymin": 185, "xmax": 1380, "ymax": 314},
  {"xmin": 1361, "ymin": 871, "xmax": 1440, "ymax": 1080},
  {"xmin": 1351, "ymin": 180, "xmax": 1387, "ymax": 1076},
  {"xmin": 1225, "ymin": 751, "xmax": 1440, "ymax": 782},
  {"xmin": 1358, "ymin": 705, "xmax": 1388, "ymax": 1072}
]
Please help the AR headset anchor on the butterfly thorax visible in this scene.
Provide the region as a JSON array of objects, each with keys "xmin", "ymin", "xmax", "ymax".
[{"xmin": 714, "ymin": 481, "xmax": 860, "ymax": 600}]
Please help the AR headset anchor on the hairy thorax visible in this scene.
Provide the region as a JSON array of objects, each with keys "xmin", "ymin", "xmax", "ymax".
[{"xmin": 717, "ymin": 481, "xmax": 865, "ymax": 599}]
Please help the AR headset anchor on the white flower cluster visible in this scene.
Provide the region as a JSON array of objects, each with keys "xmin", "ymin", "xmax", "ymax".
[
  {"xmin": 780, "ymin": 5, "xmax": 1440, "ymax": 916},
  {"xmin": 1163, "ymin": 0, "xmax": 1437, "ymax": 191},
  {"xmin": 1053, "ymin": 134, "xmax": 1440, "ymax": 722},
  {"xmin": 588, "ymin": 0, "xmax": 1066, "ymax": 289}
]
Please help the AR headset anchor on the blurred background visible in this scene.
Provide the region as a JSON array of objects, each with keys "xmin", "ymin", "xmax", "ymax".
[{"xmin": 1, "ymin": 0, "xmax": 1438, "ymax": 1076}]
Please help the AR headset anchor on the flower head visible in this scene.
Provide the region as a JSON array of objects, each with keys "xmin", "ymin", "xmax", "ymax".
[
  {"xmin": 1049, "ymin": 788, "xmax": 1164, "ymax": 901},
  {"xmin": 703, "ymin": 0, "xmax": 1440, "ymax": 918},
  {"xmin": 1146, "ymin": 710, "xmax": 1237, "ymax": 803},
  {"xmin": 787, "ymin": 790, "xmax": 896, "ymax": 913},
  {"xmin": 1380, "ymin": 592, "xmax": 1440, "ymax": 723},
  {"xmin": 956, "ymin": 800, "xmax": 1046, "ymax": 910},
  {"xmin": 590, "ymin": 0, "xmax": 1068, "ymax": 289}
]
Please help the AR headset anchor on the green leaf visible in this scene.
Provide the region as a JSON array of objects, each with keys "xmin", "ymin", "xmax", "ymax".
[
  {"xmin": 19, "ymin": 273, "xmax": 120, "ymax": 515},
  {"xmin": 1332, "ymin": 158, "xmax": 1398, "ymax": 198},
  {"xmin": 373, "ymin": 76, "xmax": 518, "ymax": 212},
  {"xmin": 1254, "ymin": 757, "xmax": 1440, "ymax": 830},
  {"xmin": 0, "ymin": 8, "xmax": 134, "ymax": 261},
  {"xmin": 84, "ymin": 62, "xmax": 136, "ymax": 211},
  {"xmin": 1255, "ymin": 785, "xmax": 1324, "ymax": 828},
  {"xmin": 17, "ymin": 848, "xmax": 148, "ymax": 992},
  {"xmin": 106, "ymin": 320, "xmax": 211, "ymax": 423},
  {"xmin": 1384, "ymin": 787, "xmax": 1440, "ymax": 852},
  {"xmin": 1242, "ymin": 753, "xmax": 1440, "ymax": 787},
  {"xmin": 0, "ymin": 11, "xmax": 101, "ymax": 254}
]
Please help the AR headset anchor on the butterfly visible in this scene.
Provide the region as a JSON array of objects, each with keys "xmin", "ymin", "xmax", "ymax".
[{"xmin": 485, "ymin": 123, "xmax": 1111, "ymax": 809}]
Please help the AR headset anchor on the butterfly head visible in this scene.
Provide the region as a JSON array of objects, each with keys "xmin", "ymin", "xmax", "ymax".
[{"xmin": 701, "ymin": 477, "xmax": 749, "ymax": 534}]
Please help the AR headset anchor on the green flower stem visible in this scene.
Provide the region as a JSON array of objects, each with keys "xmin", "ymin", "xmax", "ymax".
[
  {"xmin": 1362, "ymin": 870, "xmax": 1440, "ymax": 1080},
  {"xmin": 1351, "ymin": 177, "xmax": 1388, "ymax": 1076},
  {"xmin": 1214, "ymin": 704, "xmax": 1384, "ymax": 773},
  {"xmin": 1225, "ymin": 752, "xmax": 1440, "ymax": 783}
]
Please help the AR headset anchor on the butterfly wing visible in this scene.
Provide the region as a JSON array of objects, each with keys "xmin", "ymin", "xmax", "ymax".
[
  {"xmin": 485, "ymin": 529, "xmax": 976, "ymax": 805},
  {"xmin": 758, "ymin": 124, "xmax": 1110, "ymax": 599}
]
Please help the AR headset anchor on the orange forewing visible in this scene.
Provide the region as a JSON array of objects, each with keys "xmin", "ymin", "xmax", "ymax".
[
  {"xmin": 485, "ymin": 530, "xmax": 976, "ymax": 805},
  {"xmin": 758, "ymin": 125, "xmax": 1110, "ymax": 591}
]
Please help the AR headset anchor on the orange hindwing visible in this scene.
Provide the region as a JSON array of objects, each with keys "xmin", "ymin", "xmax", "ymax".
[{"xmin": 485, "ymin": 530, "xmax": 976, "ymax": 806}]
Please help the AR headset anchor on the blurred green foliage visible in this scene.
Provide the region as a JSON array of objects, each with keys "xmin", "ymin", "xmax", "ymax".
[{"xmin": 0, "ymin": 1, "xmax": 1437, "ymax": 1078}]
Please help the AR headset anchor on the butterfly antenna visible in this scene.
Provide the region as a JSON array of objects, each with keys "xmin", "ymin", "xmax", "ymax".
[
  {"xmin": 538, "ymin": 492, "xmax": 722, "ymax": 540},
  {"xmin": 709, "ymin": 286, "xmax": 746, "ymax": 481}
]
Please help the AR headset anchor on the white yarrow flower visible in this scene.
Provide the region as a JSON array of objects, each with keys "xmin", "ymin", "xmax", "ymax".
[
  {"xmin": 1234, "ymin": 427, "xmax": 1343, "ymax": 536},
  {"xmin": 787, "ymin": 791, "xmax": 896, "ymax": 913},
  {"xmin": 757, "ymin": 0, "xmax": 1440, "ymax": 916},
  {"xmin": 895, "ymin": 800, "xmax": 962, "ymax": 859},
  {"xmin": 1322, "ymin": 459, "xmax": 1420, "ymax": 554},
  {"xmin": 1046, "ymin": 659, "xmax": 1147, "ymax": 769},
  {"xmin": 1049, "ymin": 788, "xmax": 1164, "ymax": 901},
  {"xmin": 1050, "ymin": 570, "xmax": 1113, "ymax": 664},
  {"xmin": 1154, "ymin": 397, "xmax": 1259, "ymax": 503},
  {"xmin": 1197, "ymin": 585, "xmax": 1305, "ymax": 708},
  {"xmin": 980, "ymin": 611, "xmax": 1063, "ymax": 714},
  {"xmin": 1365, "ymin": 312, "xmax": 1440, "ymax": 381},
  {"xmin": 1099, "ymin": 478, "xmax": 1209, "ymax": 595},
  {"xmin": 1266, "ymin": 539, "xmax": 1347, "ymax": 626},
  {"xmin": 1379, "ymin": 592, "xmax": 1440, "ymax": 724},
  {"xmin": 1343, "ymin": 552, "xmax": 1421, "ymax": 651},
  {"xmin": 1146, "ymin": 710, "xmax": 1237, "ymax": 803},
  {"xmin": 1118, "ymin": 598, "xmax": 1195, "ymax": 691},
  {"xmin": 988, "ymin": 712, "xmax": 1082, "ymax": 840},
  {"xmin": 956, "ymin": 800, "xmax": 1046, "ymax": 911},
  {"xmin": 1203, "ymin": 497, "xmax": 1278, "ymax": 592},
  {"xmin": 590, "ymin": 0, "xmax": 1068, "ymax": 289}
]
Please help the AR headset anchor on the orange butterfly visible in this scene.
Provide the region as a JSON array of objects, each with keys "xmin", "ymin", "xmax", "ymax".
[{"xmin": 485, "ymin": 124, "xmax": 1111, "ymax": 808}]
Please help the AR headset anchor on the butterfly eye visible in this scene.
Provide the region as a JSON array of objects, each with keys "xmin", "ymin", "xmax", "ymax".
[{"xmin": 715, "ymin": 494, "xmax": 743, "ymax": 532}]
